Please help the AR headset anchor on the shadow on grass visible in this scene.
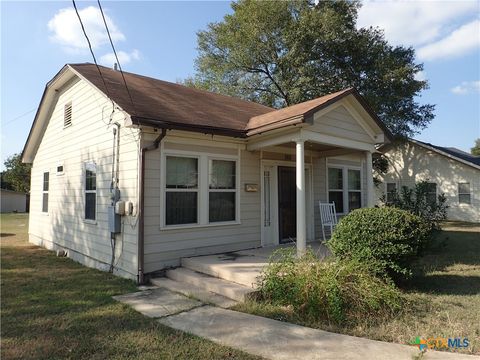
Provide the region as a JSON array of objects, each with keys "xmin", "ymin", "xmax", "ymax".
[{"xmin": 407, "ymin": 274, "xmax": 480, "ymax": 295}]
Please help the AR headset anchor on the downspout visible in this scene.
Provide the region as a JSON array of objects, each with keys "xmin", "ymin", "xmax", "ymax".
[{"xmin": 138, "ymin": 128, "xmax": 167, "ymax": 284}]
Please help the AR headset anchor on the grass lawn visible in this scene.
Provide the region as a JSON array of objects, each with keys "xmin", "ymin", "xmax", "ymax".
[
  {"xmin": 0, "ymin": 213, "xmax": 261, "ymax": 360},
  {"xmin": 234, "ymin": 221, "xmax": 480, "ymax": 355}
]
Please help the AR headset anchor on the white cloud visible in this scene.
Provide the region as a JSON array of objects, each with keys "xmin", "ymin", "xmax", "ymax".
[
  {"xmin": 48, "ymin": 6, "xmax": 125, "ymax": 51},
  {"xmin": 414, "ymin": 70, "xmax": 427, "ymax": 82},
  {"xmin": 451, "ymin": 80, "xmax": 480, "ymax": 95},
  {"xmin": 357, "ymin": 0, "xmax": 477, "ymax": 47},
  {"xmin": 417, "ymin": 19, "xmax": 480, "ymax": 61},
  {"xmin": 99, "ymin": 49, "xmax": 141, "ymax": 66}
]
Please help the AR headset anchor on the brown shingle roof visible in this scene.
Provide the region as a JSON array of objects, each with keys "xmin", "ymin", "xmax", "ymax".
[
  {"xmin": 69, "ymin": 63, "xmax": 390, "ymax": 139},
  {"xmin": 70, "ymin": 63, "xmax": 274, "ymax": 137}
]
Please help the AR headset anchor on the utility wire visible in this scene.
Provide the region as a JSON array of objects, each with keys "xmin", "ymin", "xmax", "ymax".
[
  {"xmin": 2, "ymin": 108, "xmax": 36, "ymax": 125},
  {"xmin": 97, "ymin": 0, "xmax": 137, "ymax": 116},
  {"xmin": 72, "ymin": 0, "xmax": 111, "ymax": 100}
]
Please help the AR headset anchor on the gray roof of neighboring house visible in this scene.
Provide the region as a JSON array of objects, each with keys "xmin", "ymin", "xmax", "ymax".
[{"xmin": 411, "ymin": 139, "xmax": 480, "ymax": 169}]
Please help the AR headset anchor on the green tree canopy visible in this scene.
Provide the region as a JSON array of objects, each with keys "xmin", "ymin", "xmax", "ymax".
[
  {"xmin": 2, "ymin": 153, "xmax": 31, "ymax": 193},
  {"xmin": 471, "ymin": 139, "xmax": 480, "ymax": 156},
  {"xmin": 186, "ymin": 0, "xmax": 434, "ymax": 136}
]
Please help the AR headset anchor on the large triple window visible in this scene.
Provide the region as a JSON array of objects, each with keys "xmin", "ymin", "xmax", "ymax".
[
  {"xmin": 328, "ymin": 166, "xmax": 362, "ymax": 214},
  {"xmin": 164, "ymin": 154, "xmax": 238, "ymax": 227}
]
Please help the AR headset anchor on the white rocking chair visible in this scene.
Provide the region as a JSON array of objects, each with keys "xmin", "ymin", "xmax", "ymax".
[{"xmin": 319, "ymin": 202, "xmax": 338, "ymax": 242}]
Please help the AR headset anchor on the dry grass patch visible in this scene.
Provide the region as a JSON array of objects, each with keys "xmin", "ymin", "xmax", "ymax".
[{"xmin": 1, "ymin": 213, "xmax": 261, "ymax": 360}]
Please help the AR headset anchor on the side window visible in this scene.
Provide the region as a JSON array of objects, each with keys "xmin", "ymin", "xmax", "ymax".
[
  {"xmin": 165, "ymin": 156, "xmax": 198, "ymax": 225},
  {"xmin": 426, "ymin": 182, "xmax": 437, "ymax": 204},
  {"xmin": 328, "ymin": 167, "xmax": 343, "ymax": 213},
  {"xmin": 347, "ymin": 169, "xmax": 361, "ymax": 211},
  {"xmin": 386, "ymin": 182, "xmax": 397, "ymax": 203},
  {"xmin": 209, "ymin": 159, "xmax": 236, "ymax": 223},
  {"xmin": 85, "ymin": 162, "xmax": 96, "ymax": 221},
  {"xmin": 458, "ymin": 183, "xmax": 471, "ymax": 204},
  {"xmin": 42, "ymin": 172, "xmax": 49, "ymax": 213}
]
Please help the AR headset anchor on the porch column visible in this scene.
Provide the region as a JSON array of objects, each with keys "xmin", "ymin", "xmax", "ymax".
[
  {"xmin": 296, "ymin": 140, "xmax": 306, "ymax": 257},
  {"xmin": 365, "ymin": 150, "xmax": 375, "ymax": 207}
]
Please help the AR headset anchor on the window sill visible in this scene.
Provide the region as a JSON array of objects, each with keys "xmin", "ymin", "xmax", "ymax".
[
  {"xmin": 83, "ymin": 219, "xmax": 97, "ymax": 225},
  {"xmin": 160, "ymin": 220, "xmax": 241, "ymax": 231}
]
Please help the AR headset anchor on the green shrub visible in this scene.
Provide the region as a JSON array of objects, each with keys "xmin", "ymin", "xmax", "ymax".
[
  {"xmin": 259, "ymin": 248, "xmax": 403, "ymax": 324},
  {"xmin": 328, "ymin": 207, "xmax": 432, "ymax": 282},
  {"xmin": 382, "ymin": 180, "xmax": 448, "ymax": 230}
]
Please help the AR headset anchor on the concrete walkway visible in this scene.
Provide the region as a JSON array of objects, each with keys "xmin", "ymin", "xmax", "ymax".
[{"xmin": 114, "ymin": 287, "xmax": 478, "ymax": 360}]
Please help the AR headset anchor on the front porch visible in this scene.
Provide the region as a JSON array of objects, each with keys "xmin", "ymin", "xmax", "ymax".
[{"xmin": 180, "ymin": 242, "xmax": 330, "ymax": 289}]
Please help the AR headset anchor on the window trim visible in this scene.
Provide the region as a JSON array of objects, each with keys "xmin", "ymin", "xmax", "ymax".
[
  {"xmin": 327, "ymin": 165, "xmax": 363, "ymax": 215},
  {"xmin": 160, "ymin": 149, "xmax": 240, "ymax": 230},
  {"xmin": 458, "ymin": 182, "xmax": 471, "ymax": 205},
  {"xmin": 42, "ymin": 171, "xmax": 49, "ymax": 214},
  {"xmin": 84, "ymin": 161, "xmax": 97, "ymax": 224}
]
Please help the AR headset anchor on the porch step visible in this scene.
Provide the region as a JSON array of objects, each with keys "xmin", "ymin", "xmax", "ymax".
[
  {"xmin": 165, "ymin": 268, "xmax": 254, "ymax": 302},
  {"xmin": 181, "ymin": 253, "xmax": 267, "ymax": 288},
  {"xmin": 150, "ymin": 277, "xmax": 238, "ymax": 309}
]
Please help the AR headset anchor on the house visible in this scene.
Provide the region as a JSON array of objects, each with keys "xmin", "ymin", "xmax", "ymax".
[
  {"xmin": 0, "ymin": 188, "xmax": 28, "ymax": 213},
  {"xmin": 22, "ymin": 63, "xmax": 391, "ymax": 282},
  {"xmin": 377, "ymin": 139, "xmax": 480, "ymax": 223}
]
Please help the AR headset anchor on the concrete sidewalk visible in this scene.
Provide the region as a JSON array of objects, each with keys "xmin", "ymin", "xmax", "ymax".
[
  {"xmin": 114, "ymin": 288, "xmax": 478, "ymax": 360},
  {"xmin": 160, "ymin": 305, "xmax": 477, "ymax": 360}
]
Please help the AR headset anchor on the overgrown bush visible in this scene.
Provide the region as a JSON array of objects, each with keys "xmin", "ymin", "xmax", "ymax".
[
  {"xmin": 328, "ymin": 207, "xmax": 432, "ymax": 282},
  {"xmin": 383, "ymin": 180, "xmax": 448, "ymax": 230},
  {"xmin": 259, "ymin": 248, "xmax": 403, "ymax": 324}
]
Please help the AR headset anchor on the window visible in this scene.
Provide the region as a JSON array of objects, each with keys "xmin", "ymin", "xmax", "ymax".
[
  {"xmin": 425, "ymin": 182, "xmax": 437, "ymax": 204},
  {"xmin": 458, "ymin": 183, "xmax": 471, "ymax": 204},
  {"xmin": 162, "ymin": 153, "xmax": 239, "ymax": 228},
  {"xmin": 328, "ymin": 166, "xmax": 362, "ymax": 214},
  {"xmin": 64, "ymin": 102, "xmax": 72, "ymax": 128},
  {"xmin": 56, "ymin": 163, "xmax": 64, "ymax": 175},
  {"xmin": 386, "ymin": 182, "xmax": 397, "ymax": 203},
  {"xmin": 328, "ymin": 168, "xmax": 344, "ymax": 213},
  {"xmin": 42, "ymin": 172, "xmax": 49, "ymax": 213},
  {"xmin": 209, "ymin": 159, "xmax": 236, "ymax": 222},
  {"xmin": 165, "ymin": 156, "xmax": 198, "ymax": 225},
  {"xmin": 85, "ymin": 162, "xmax": 96, "ymax": 221}
]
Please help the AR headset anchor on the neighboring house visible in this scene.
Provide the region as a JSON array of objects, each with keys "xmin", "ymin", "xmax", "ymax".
[
  {"xmin": 377, "ymin": 139, "xmax": 480, "ymax": 223},
  {"xmin": 0, "ymin": 188, "xmax": 28, "ymax": 213},
  {"xmin": 22, "ymin": 63, "xmax": 391, "ymax": 282}
]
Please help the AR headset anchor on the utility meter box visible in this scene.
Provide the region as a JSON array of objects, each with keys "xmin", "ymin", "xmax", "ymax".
[
  {"xmin": 115, "ymin": 200, "xmax": 125, "ymax": 215},
  {"xmin": 108, "ymin": 206, "xmax": 121, "ymax": 234}
]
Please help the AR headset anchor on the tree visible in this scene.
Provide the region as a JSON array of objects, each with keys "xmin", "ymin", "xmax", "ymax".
[
  {"xmin": 2, "ymin": 153, "xmax": 31, "ymax": 193},
  {"xmin": 186, "ymin": 0, "xmax": 434, "ymax": 136},
  {"xmin": 471, "ymin": 139, "xmax": 480, "ymax": 156}
]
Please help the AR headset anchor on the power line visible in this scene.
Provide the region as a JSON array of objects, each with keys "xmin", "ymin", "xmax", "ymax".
[
  {"xmin": 72, "ymin": 0, "xmax": 112, "ymax": 100},
  {"xmin": 97, "ymin": 0, "xmax": 137, "ymax": 116},
  {"xmin": 2, "ymin": 108, "xmax": 36, "ymax": 125}
]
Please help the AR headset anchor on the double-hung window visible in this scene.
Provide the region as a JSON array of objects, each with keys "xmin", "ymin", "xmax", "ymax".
[
  {"xmin": 328, "ymin": 166, "xmax": 362, "ymax": 214},
  {"xmin": 42, "ymin": 172, "xmax": 49, "ymax": 213},
  {"xmin": 85, "ymin": 162, "xmax": 97, "ymax": 221},
  {"xmin": 425, "ymin": 182, "xmax": 437, "ymax": 205},
  {"xmin": 458, "ymin": 183, "xmax": 471, "ymax": 204},
  {"xmin": 163, "ymin": 153, "xmax": 238, "ymax": 228},
  {"xmin": 165, "ymin": 156, "xmax": 198, "ymax": 225},
  {"xmin": 386, "ymin": 182, "xmax": 397, "ymax": 203},
  {"xmin": 209, "ymin": 159, "xmax": 236, "ymax": 223}
]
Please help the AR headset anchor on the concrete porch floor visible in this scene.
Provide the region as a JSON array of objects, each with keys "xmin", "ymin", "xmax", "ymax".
[{"xmin": 181, "ymin": 242, "xmax": 330, "ymax": 289}]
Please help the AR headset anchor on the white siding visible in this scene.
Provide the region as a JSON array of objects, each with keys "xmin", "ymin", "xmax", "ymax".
[
  {"xmin": 143, "ymin": 135, "xmax": 261, "ymax": 273},
  {"xmin": 377, "ymin": 142, "xmax": 480, "ymax": 223},
  {"xmin": 311, "ymin": 106, "xmax": 373, "ymax": 144},
  {"xmin": 28, "ymin": 77, "xmax": 140, "ymax": 279}
]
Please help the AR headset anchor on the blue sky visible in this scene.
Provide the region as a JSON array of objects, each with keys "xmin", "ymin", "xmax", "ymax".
[{"xmin": 1, "ymin": 1, "xmax": 479, "ymax": 170}]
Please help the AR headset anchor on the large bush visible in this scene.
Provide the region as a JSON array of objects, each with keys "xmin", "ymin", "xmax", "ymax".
[
  {"xmin": 259, "ymin": 248, "xmax": 403, "ymax": 324},
  {"xmin": 328, "ymin": 207, "xmax": 432, "ymax": 282},
  {"xmin": 383, "ymin": 180, "xmax": 448, "ymax": 230}
]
